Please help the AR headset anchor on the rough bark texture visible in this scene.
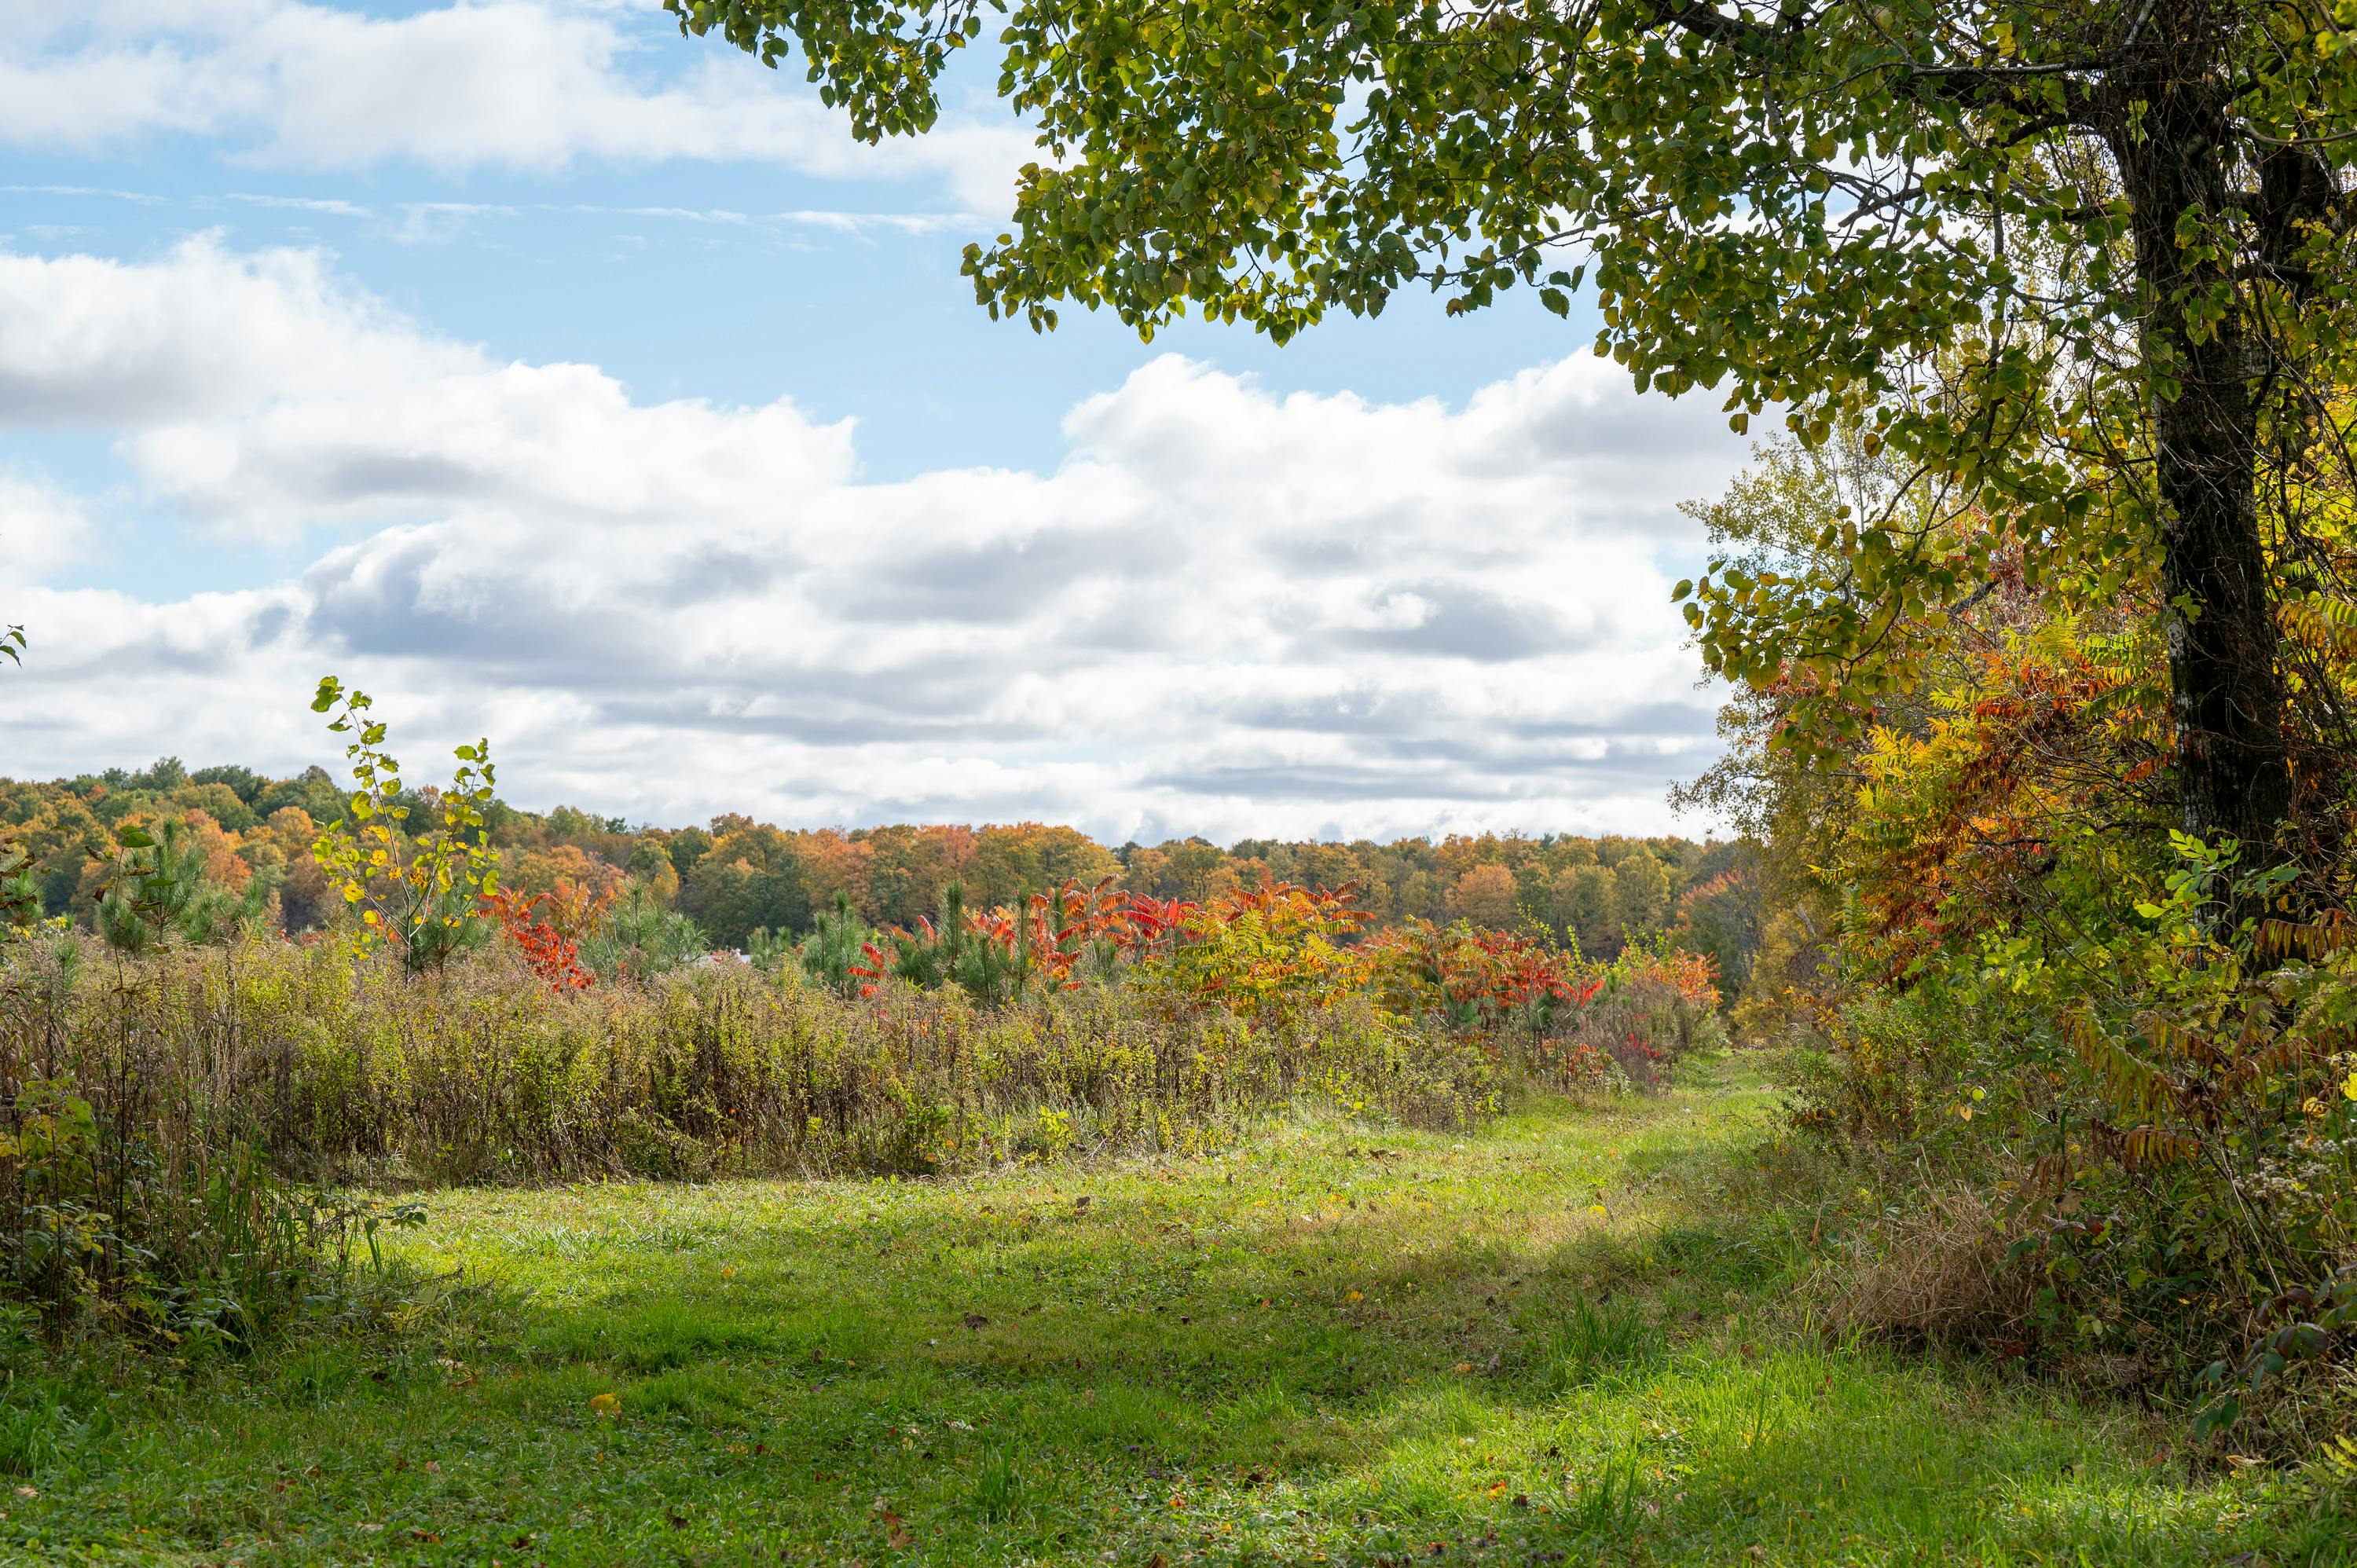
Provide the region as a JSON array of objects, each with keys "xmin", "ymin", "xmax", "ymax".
[{"xmin": 2113, "ymin": 4, "xmax": 2293, "ymax": 852}]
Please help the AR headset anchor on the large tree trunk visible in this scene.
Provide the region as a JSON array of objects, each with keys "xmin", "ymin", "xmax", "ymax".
[{"xmin": 2114, "ymin": 15, "xmax": 2292, "ymax": 854}]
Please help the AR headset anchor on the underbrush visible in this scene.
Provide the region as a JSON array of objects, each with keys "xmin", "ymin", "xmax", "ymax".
[
  {"xmin": 1763, "ymin": 917, "xmax": 2357, "ymax": 1456},
  {"xmin": 2, "ymin": 940, "xmax": 1512, "ymax": 1192},
  {"xmin": 0, "ymin": 958, "xmax": 431, "ymax": 1354},
  {"xmin": 0, "ymin": 909, "xmax": 1717, "ymax": 1365}
]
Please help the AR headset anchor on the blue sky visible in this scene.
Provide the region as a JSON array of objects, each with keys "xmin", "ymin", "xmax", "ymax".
[{"xmin": 1, "ymin": 0, "xmax": 1751, "ymax": 844}]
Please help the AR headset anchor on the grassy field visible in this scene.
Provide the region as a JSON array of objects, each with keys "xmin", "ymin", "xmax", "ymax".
[{"xmin": 9, "ymin": 1054, "xmax": 2345, "ymax": 1565}]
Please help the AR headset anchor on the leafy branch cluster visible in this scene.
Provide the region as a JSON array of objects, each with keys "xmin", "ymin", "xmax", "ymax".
[{"xmin": 307, "ymin": 676, "xmax": 501, "ymax": 976}]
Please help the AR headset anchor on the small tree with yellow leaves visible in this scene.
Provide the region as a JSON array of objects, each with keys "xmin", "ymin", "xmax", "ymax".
[{"xmin": 308, "ymin": 676, "xmax": 500, "ymax": 975}]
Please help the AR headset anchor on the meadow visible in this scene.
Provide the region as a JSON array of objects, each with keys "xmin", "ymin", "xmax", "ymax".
[
  {"xmin": 9, "ymin": 1052, "xmax": 2341, "ymax": 1567},
  {"xmin": 2, "ymin": 698, "xmax": 2353, "ymax": 1564},
  {"xmin": 18, "ymin": 0, "xmax": 2357, "ymax": 1557},
  {"xmin": 3, "ymin": 425, "xmax": 2354, "ymax": 1564}
]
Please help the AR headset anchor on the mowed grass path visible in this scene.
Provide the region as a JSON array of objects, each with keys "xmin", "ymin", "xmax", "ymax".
[{"xmin": 19, "ymin": 1056, "xmax": 2336, "ymax": 1565}]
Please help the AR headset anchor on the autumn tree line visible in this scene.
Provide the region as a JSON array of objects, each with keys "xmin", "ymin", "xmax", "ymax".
[{"xmin": 0, "ymin": 758, "xmax": 1759, "ymax": 984}]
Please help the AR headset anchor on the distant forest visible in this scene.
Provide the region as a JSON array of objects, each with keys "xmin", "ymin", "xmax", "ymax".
[{"xmin": 0, "ymin": 757, "xmax": 1756, "ymax": 968}]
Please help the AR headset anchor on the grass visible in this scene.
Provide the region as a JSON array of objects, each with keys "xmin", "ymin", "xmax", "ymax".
[{"xmin": 8, "ymin": 1053, "xmax": 2349, "ymax": 1565}]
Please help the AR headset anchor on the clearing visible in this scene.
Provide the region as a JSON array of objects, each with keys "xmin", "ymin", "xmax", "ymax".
[{"xmin": 15, "ymin": 1056, "xmax": 2333, "ymax": 1565}]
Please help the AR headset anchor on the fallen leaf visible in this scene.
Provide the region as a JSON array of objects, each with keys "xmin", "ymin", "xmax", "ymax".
[
  {"xmin": 1452, "ymin": 1362, "xmax": 1474, "ymax": 1375},
  {"xmin": 1343, "ymin": 1290, "xmax": 1364, "ymax": 1303}
]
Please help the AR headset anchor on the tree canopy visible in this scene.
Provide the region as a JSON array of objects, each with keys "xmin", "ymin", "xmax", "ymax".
[{"xmin": 671, "ymin": 0, "xmax": 2357, "ymax": 852}]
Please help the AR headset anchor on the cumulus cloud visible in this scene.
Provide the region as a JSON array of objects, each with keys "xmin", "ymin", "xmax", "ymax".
[
  {"xmin": 0, "ymin": 239, "xmax": 856, "ymax": 533},
  {"xmin": 0, "ymin": 0, "xmax": 1028, "ymax": 207},
  {"xmin": 0, "ymin": 240, "xmax": 1748, "ymax": 841},
  {"xmin": 0, "ymin": 471, "xmax": 96, "ymax": 591}
]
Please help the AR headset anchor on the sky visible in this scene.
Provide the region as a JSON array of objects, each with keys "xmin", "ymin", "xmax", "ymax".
[{"xmin": 0, "ymin": 0, "xmax": 1755, "ymax": 846}]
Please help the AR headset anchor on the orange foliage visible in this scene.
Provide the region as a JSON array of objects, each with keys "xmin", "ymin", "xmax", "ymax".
[{"xmin": 483, "ymin": 889, "xmax": 597, "ymax": 990}]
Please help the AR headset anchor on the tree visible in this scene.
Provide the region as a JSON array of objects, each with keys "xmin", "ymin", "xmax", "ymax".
[
  {"xmin": 1612, "ymin": 849, "xmax": 1673, "ymax": 935},
  {"xmin": 674, "ymin": 0, "xmax": 2357, "ymax": 853},
  {"xmin": 93, "ymin": 816, "xmax": 261, "ymax": 954},
  {"xmin": 625, "ymin": 837, "xmax": 683, "ymax": 906},
  {"xmin": 1443, "ymin": 861, "xmax": 1521, "ymax": 929},
  {"xmin": 1552, "ymin": 861, "xmax": 1620, "ymax": 955},
  {"xmin": 308, "ymin": 677, "xmax": 503, "ymax": 974},
  {"xmin": 680, "ymin": 822, "xmax": 812, "ymax": 947},
  {"xmin": 190, "ymin": 764, "xmax": 267, "ymax": 806}
]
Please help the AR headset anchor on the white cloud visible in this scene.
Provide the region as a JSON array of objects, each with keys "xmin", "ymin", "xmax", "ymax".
[
  {"xmin": 0, "ymin": 471, "xmax": 96, "ymax": 591},
  {"xmin": 0, "ymin": 0, "xmax": 1029, "ymax": 208},
  {"xmin": 0, "ymin": 240, "xmax": 471, "ymax": 427},
  {"xmin": 0, "ymin": 183, "xmax": 170, "ymax": 204},
  {"xmin": 0, "ymin": 240, "xmax": 1748, "ymax": 840},
  {"xmin": 0, "ymin": 237, "xmax": 857, "ymax": 534},
  {"xmin": 228, "ymin": 192, "xmax": 374, "ymax": 218}
]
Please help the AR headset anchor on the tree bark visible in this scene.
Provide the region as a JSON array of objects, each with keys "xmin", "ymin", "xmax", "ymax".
[{"xmin": 2113, "ymin": 10, "xmax": 2292, "ymax": 855}]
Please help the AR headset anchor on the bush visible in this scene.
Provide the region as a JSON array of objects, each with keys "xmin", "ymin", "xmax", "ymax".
[
  {"xmin": 0, "ymin": 938, "xmax": 422, "ymax": 1349},
  {"xmin": 1570, "ymin": 950, "xmax": 1725, "ymax": 1094},
  {"xmin": 577, "ymin": 885, "xmax": 707, "ymax": 981}
]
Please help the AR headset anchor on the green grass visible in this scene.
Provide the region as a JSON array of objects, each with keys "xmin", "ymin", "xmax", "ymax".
[{"xmin": 9, "ymin": 1054, "xmax": 2348, "ymax": 1564}]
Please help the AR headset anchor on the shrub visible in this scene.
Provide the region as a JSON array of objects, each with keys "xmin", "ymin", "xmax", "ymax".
[
  {"xmin": 0, "ymin": 938, "xmax": 421, "ymax": 1348},
  {"xmin": 794, "ymin": 891, "xmax": 870, "ymax": 998},
  {"xmin": 93, "ymin": 817, "xmax": 261, "ymax": 954},
  {"xmin": 577, "ymin": 885, "xmax": 706, "ymax": 981},
  {"xmin": 306, "ymin": 676, "xmax": 500, "ymax": 976}
]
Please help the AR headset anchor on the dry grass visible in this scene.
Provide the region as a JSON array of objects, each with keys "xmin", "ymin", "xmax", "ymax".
[
  {"xmin": 1796, "ymin": 1181, "xmax": 2040, "ymax": 1347},
  {"xmin": 0, "ymin": 933, "xmax": 1510, "ymax": 1189}
]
